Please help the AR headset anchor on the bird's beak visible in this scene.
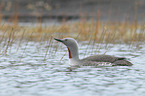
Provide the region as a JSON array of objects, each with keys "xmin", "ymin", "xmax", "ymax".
[{"xmin": 54, "ymin": 38, "xmax": 63, "ymax": 42}]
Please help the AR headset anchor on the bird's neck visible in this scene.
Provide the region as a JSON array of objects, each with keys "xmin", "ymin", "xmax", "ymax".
[
  {"xmin": 68, "ymin": 47, "xmax": 80, "ymax": 66},
  {"xmin": 67, "ymin": 47, "xmax": 79, "ymax": 60}
]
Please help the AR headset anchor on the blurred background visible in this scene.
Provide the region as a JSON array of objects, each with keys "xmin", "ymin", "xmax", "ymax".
[
  {"xmin": 0, "ymin": 0, "xmax": 144, "ymax": 22},
  {"xmin": 0, "ymin": 1, "xmax": 145, "ymax": 96}
]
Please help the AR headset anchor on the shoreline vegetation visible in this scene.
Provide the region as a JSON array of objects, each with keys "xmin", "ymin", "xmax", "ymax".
[
  {"xmin": 0, "ymin": 17, "xmax": 144, "ymax": 43},
  {"xmin": 0, "ymin": 0, "xmax": 144, "ymax": 44},
  {"xmin": 0, "ymin": 0, "xmax": 145, "ymax": 57},
  {"xmin": 0, "ymin": 16, "xmax": 144, "ymax": 57}
]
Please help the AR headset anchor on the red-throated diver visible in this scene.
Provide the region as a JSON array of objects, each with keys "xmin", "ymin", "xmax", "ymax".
[{"xmin": 54, "ymin": 38, "xmax": 133, "ymax": 67}]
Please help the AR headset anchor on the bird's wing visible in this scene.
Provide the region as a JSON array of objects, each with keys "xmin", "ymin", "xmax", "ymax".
[{"xmin": 82, "ymin": 55, "xmax": 126, "ymax": 63}]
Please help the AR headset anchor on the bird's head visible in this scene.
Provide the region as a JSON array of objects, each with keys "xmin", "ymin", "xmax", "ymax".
[
  {"xmin": 54, "ymin": 38, "xmax": 79, "ymax": 59},
  {"xmin": 54, "ymin": 38, "xmax": 78, "ymax": 48}
]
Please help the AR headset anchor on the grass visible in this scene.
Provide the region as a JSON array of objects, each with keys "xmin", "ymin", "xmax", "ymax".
[
  {"xmin": 0, "ymin": 18, "xmax": 144, "ymax": 43},
  {"xmin": 0, "ymin": 16, "xmax": 144, "ymax": 60}
]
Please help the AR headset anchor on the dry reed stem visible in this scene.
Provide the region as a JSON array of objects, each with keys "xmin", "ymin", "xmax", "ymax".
[
  {"xmin": 16, "ymin": 29, "xmax": 25, "ymax": 52},
  {"xmin": 43, "ymin": 35, "xmax": 53, "ymax": 61},
  {"xmin": 2, "ymin": 30, "xmax": 12, "ymax": 55},
  {"xmin": 19, "ymin": 32, "xmax": 33, "ymax": 62}
]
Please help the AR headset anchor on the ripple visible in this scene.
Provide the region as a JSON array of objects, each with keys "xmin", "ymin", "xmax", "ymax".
[{"xmin": 0, "ymin": 42, "xmax": 145, "ymax": 96}]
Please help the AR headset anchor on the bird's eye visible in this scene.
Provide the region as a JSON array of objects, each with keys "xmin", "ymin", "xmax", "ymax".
[{"xmin": 65, "ymin": 39, "xmax": 67, "ymax": 41}]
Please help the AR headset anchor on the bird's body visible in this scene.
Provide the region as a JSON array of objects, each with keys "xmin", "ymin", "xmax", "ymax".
[
  {"xmin": 81, "ymin": 55, "xmax": 132, "ymax": 66},
  {"xmin": 54, "ymin": 38, "xmax": 133, "ymax": 67}
]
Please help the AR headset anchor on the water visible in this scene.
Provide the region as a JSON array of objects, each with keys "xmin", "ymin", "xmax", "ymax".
[{"xmin": 0, "ymin": 41, "xmax": 145, "ymax": 96}]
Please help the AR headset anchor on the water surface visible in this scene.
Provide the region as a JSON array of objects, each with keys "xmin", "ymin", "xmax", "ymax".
[{"xmin": 0, "ymin": 41, "xmax": 145, "ymax": 96}]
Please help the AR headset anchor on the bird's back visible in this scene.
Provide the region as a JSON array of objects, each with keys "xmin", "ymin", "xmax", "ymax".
[
  {"xmin": 81, "ymin": 55, "xmax": 132, "ymax": 66},
  {"xmin": 82, "ymin": 55, "xmax": 124, "ymax": 62}
]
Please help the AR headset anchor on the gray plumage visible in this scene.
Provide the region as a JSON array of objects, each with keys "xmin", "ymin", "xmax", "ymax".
[{"xmin": 81, "ymin": 55, "xmax": 132, "ymax": 66}]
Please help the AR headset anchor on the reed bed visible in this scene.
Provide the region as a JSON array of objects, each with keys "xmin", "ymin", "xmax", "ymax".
[
  {"xmin": 0, "ymin": 17, "xmax": 144, "ymax": 61},
  {"xmin": 0, "ymin": 19, "xmax": 144, "ymax": 42}
]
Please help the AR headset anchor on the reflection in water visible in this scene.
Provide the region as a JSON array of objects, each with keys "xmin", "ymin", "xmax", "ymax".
[{"xmin": 0, "ymin": 41, "xmax": 145, "ymax": 96}]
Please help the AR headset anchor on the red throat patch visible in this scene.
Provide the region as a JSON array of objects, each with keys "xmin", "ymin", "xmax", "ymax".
[{"xmin": 67, "ymin": 48, "xmax": 72, "ymax": 59}]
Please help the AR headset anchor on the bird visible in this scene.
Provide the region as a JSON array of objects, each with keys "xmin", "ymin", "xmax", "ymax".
[{"xmin": 54, "ymin": 38, "xmax": 133, "ymax": 67}]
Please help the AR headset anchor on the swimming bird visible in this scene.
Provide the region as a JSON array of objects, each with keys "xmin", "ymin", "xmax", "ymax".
[{"xmin": 54, "ymin": 38, "xmax": 133, "ymax": 67}]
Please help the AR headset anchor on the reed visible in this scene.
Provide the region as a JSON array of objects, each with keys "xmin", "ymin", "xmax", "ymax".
[
  {"xmin": 0, "ymin": 15, "xmax": 144, "ymax": 58},
  {"xmin": 0, "ymin": 19, "xmax": 144, "ymax": 42}
]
